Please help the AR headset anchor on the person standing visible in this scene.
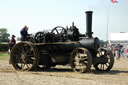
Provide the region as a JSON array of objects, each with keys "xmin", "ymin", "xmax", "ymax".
[
  {"xmin": 120, "ymin": 46, "xmax": 125, "ymax": 58},
  {"xmin": 20, "ymin": 26, "xmax": 29, "ymax": 41},
  {"xmin": 9, "ymin": 35, "xmax": 16, "ymax": 64},
  {"xmin": 112, "ymin": 45, "xmax": 116, "ymax": 57},
  {"xmin": 115, "ymin": 42, "xmax": 121, "ymax": 60},
  {"xmin": 108, "ymin": 44, "xmax": 115, "ymax": 57},
  {"xmin": 9, "ymin": 35, "xmax": 16, "ymax": 51},
  {"xmin": 108, "ymin": 44, "xmax": 113, "ymax": 51}
]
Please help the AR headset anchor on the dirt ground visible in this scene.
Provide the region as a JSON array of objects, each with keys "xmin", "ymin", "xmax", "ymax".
[{"xmin": 0, "ymin": 58, "xmax": 128, "ymax": 85}]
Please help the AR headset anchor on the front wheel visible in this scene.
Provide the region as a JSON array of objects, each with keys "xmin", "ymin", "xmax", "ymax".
[{"xmin": 93, "ymin": 48, "xmax": 114, "ymax": 71}]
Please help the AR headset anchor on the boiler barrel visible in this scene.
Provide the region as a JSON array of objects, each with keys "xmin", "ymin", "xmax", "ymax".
[{"xmin": 79, "ymin": 37, "xmax": 100, "ymax": 50}]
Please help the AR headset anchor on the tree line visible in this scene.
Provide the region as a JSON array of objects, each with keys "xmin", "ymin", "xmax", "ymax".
[{"xmin": 0, "ymin": 28, "xmax": 10, "ymax": 42}]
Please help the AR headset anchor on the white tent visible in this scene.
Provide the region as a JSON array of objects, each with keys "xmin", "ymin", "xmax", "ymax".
[
  {"xmin": 109, "ymin": 32, "xmax": 128, "ymax": 45},
  {"xmin": 110, "ymin": 32, "xmax": 128, "ymax": 41}
]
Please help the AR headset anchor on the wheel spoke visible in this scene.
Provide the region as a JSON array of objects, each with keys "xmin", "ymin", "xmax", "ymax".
[
  {"xmin": 27, "ymin": 54, "xmax": 34, "ymax": 57},
  {"xmin": 26, "ymin": 64, "xmax": 30, "ymax": 69},
  {"xmin": 26, "ymin": 49, "xmax": 31, "ymax": 55},
  {"xmin": 25, "ymin": 45, "xmax": 31, "ymax": 53},
  {"xmin": 100, "ymin": 64, "xmax": 102, "ymax": 70},
  {"xmin": 15, "ymin": 46, "xmax": 22, "ymax": 52},
  {"xmin": 55, "ymin": 29, "xmax": 59, "ymax": 34},
  {"xmin": 26, "ymin": 48, "xmax": 33, "ymax": 55},
  {"xmin": 21, "ymin": 46, "xmax": 26, "ymax": 54},
  {"xmin": 103, "ymin": 64, "xmax": 104, "ymax": 70},
  {"xmin": 105, "ymin": 63, "xmax": 109, "ymax": 67},
  {"xmin": 20, "ymin": 62, "xmax": 25, "ymax": 69},
  {"xmin": 27, "ymin": 58, "xmax": 34, "ymax": 63},
  {"xmin": 17, "ymin": 57, "xmax": 22, "ymax": 63},
  {"xmin": 84, "ymin": 61, "xmax": 88, "ymax": 64},
  {"xmin": 61, "ymin": 29, "xmax": 63, "ymax": 34}
]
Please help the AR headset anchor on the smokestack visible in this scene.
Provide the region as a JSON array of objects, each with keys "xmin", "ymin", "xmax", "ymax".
[{"xmin": 85, "ymin": 11, "xmax": 93, "ymax": 38}]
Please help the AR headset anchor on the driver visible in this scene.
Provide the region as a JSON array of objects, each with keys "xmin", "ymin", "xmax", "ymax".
[{"xmin": 20, "ymin": 26, "xmax": 29, "ymax": 41}]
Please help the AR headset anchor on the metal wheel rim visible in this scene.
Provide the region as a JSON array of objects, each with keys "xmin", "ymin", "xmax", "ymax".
[
  {"xmin": 11, "ymin": 42, "xmax": 39, "ymax": 71},
  {"xmin": 94, "ymin": 48, "xmax": 114, "ymax": 71},
  {"xmin": 70, "ymin": 48, "xmax": 92, "ymax": 73}
]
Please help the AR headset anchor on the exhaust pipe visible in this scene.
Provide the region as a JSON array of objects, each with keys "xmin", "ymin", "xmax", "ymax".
[{"xmin": 85, "ymin": 11, "xmax": 93, "ymax": 38}]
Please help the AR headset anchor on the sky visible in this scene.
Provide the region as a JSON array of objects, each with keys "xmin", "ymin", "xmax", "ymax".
[{"xmin": 0, "ymin": 0, "xmax": 128, "ymax": 41}]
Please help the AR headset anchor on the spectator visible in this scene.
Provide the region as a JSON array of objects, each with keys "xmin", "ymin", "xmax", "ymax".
[
  {"xmin": 107, "ymin": 44, "xmax": 115, "ymax": 57},
  {"xmin": 108, "ymin": 44, "xmax": 113, "ymax": 51},
  {"xmin": 115, "ymin": 42, "xmax": 121, "ymax": 60},
  {"xmin": 20, "ymin": 26, "xmax": 29, "ymax": 41},
  {"xmin": 120, "ymin": 46, "xmax": 125, "ymax": 58},
  {"xmin": 112, "ymin": 45, "xmax": 116, "ymax": 57},
  {"xmin": 108, "ymin": 44, "xmax": 116, "ymax": 57},
  {"xmin": 9, "ymin": 35, "xmax": 16, "ymax": 64},
  {"xmin": 9, "ymin": 35, "xmax": 16, "ymax": 51}
]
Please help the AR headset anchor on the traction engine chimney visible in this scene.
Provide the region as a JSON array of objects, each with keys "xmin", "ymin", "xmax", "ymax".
[{"xmin": 86, "ymin": 11, "xmax": 93, "ymax": 38}]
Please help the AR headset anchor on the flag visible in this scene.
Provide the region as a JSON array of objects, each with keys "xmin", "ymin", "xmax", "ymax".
[{"xmin": 111, "ymin": 0, "xmax": 118, "ymax": 3}]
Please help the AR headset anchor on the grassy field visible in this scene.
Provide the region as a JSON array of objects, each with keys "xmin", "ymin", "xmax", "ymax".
[{"xmin": 0, "ymin": 52, "xmax": 9, "ymax": 60}]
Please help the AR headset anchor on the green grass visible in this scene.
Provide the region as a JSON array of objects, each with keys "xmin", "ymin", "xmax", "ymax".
[{"xmin": 0, "ymin": 52, "xmax": 9, "ymax": 60}]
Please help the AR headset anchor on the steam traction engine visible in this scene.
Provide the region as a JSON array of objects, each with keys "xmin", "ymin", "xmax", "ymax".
[{"xmin": 10, "ymin": 11, "xmax": 114, "ymax": 73}]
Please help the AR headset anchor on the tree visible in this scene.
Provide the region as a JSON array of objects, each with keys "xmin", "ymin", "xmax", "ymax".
[{"xmin": 0, "ymin": 28, "xmax": 10, "ymax": 42}]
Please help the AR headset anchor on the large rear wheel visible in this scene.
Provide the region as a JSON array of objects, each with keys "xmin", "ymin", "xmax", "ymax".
[{"xmin": 10, "ymin": 41, "xmax": 39, "ymax": 71}]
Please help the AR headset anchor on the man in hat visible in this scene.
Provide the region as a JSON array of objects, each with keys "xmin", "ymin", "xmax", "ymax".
[
  {"xmin": 9, "ymin": 35, "xmax": 16, "ymax": 64},
  {"xmin": 9, "ymin": 35, "xmax": 16, "ymax": 51}
]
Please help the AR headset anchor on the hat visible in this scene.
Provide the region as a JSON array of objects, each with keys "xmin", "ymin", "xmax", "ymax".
[{"xmin": 12, "ymin": 35, "xmax": 16, "ymax": 37}]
